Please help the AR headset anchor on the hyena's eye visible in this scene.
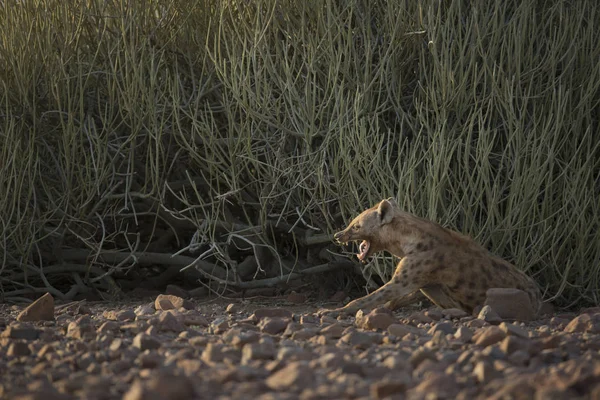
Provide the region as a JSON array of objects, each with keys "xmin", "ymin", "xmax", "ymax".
[{"xmin": 353, "ymin": 224, "xmax": 360, "ymax": 231}]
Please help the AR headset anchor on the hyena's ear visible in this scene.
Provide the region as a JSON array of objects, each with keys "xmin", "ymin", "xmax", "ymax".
[
  {"xmin": 377, "ymin": 199, "xmax": 395, "ymax": 225},
  {"xmin": 385, "ymin": 197, "xmax": 398, "ymax": 206}
]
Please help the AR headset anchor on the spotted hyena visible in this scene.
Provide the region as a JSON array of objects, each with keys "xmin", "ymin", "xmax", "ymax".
[{"xmin": 321, "ymin": 198, "xmax": 541, "ymax": 318}]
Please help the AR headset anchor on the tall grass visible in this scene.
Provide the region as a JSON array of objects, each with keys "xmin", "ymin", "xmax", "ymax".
[{"xmin": 0, "ymin": 0, "xmax": 598, "ymax": 307}]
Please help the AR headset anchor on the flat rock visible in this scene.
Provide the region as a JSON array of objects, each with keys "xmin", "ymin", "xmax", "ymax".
[
  {"xmin": 17, "ymin": 293, "xmax": 54, "ymax": 322},
  {"xmin": 484, "ymin": 288, "xmax": 536, "ymax": 321}
]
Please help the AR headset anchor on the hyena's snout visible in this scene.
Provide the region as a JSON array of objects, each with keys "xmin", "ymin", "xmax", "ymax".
[{"xmin": 333, "ymin": 230, "xmax": 348, "ymax": 243}]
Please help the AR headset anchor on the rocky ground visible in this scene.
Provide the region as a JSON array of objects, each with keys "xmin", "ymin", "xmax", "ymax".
[{"xmin": 1, "ymin": 290, "xmax": 600, "ymax": 400}]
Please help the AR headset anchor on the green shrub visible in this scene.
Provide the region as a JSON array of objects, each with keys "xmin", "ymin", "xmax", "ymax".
[{"xmin": 1, "ymin": 0, "xmax": 598, "ymax": 308}]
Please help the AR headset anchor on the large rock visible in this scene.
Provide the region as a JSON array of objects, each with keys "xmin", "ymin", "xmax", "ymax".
[
  {"xmin": 17, "ymin": 293, "xmax": 54, "ymax": 322},
  {"xmin": 484, "ymin": 288, "xmax": 536, "ymax": 321}
]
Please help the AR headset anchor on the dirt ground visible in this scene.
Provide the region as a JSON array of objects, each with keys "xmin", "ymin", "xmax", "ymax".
[{"xmin": 1, "ymin": 293, "xmax": 600, "ymax": 400}]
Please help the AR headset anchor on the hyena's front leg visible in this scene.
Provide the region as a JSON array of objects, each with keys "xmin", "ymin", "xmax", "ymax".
[{"xmin": 320, "ymin": 258, "xmax": 424, "ymax": 317}]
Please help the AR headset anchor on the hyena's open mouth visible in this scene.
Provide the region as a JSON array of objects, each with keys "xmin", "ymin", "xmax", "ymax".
[{"xmin": 357, "ymin": 240, "xmax": 370, "ymax": 261}]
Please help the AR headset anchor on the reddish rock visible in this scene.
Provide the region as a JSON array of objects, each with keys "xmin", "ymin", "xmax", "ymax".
[
  {"xmin": 564, "ymin": 314, "xmax": 600, "ymax": 334},
  {"xmin": 155, "ymin": 294, "xmax": 194, "ymax": 311},
  {"xmin": 356, "ymin": 311, "xmax": 396, "ymax": 331},
  {"xmin": 17, "ymin": 293, "xmax": 54, "ymax": 322}
]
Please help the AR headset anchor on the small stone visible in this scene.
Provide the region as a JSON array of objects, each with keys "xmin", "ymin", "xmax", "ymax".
[
  {"xmin": 1, "ymin": 324, "xmax": 41, "ymax": 340},
  {"xmin": 425, "ymin": 308, "xmax": 443, "ymax": 321},
  {"xmin": 201, "ymin": 343, "xmax": 225, "ymax": 364},
  {"xmin": 428, "ymin": 321, "xmax": 455, "ymax": 335},
  {"xmin": 409, "ymin": 311, "xmax": 433, "ymax": 324},
  {"xmin": 265, "ymin": 362, "xmax": 313, "ymax": 390},
  {"xmin": 241, "ymin": 342, "xmax": 276, "ymax": 362},
  {"xmin": 473, "ymin": 361, "xmax": 500, "ymax": 384},
  {"xmin": 319, "ymin": 323, "xmax": 346, "ymax": 339},
  {"xmin": 258, "ymin": 317, "xmax": 290, "ymax": 335},
  {"xmin": 156, "ymin": 311, "xmax": 186, "ymax": 332},
  {"xmin": 7, "ymin": 341, "xmax": 31, "ymax": 357},
  {"xmin": 508, "ymin": 350, "xmax": 530, "ymax": 366},
  {"xmin": 97, "ymin": 321, "xmax": 120, "ymax": 334},
  {"xmin": 409, "ymin": 347, "xmax": 436, "ymax": 367},
  {"xmin": 133, "ymin": 333, "xmax": 161, "ymax": 351},
  {"xmin": 210, "ymin": 317, "xmax": 230, "ymax": 334},
  {"xmin": 66, "ymin": 317, "xmax": 94, "ymax": 339},
  {"xmin": 339, "ymin": 331, "xmax": 379, "ymax": 349},
  {"xmin": 155, "ymin": 294, "xmax": 194, "ymax": 311},
  {"xmin": 499, "ymin": 335, "xmax": 530, "ymax": 355},
  {"xmin": 478, "ymin": 305, "xmax": 503, "ymax": 324},
  {"xmin": 484, "ymin": 288, "xmax": 536, "ymax": 321},
  {"xmin": 17, "ymin": 293, "xmax": 54, "ymax": 322},
  {"xmin": 499, "ymin": 322, "xmax": 529, "ymax": 339},
  {"xmin": 454, "ymin": 326, "xmax": 473, "ymax": 342},
  {"xmin": 475, "ymin": 326, "xmax": 506, "ymax": 347},
  {"xmin": 356, "ymin": 312, "xmax": 395, "ymax": 331}
]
